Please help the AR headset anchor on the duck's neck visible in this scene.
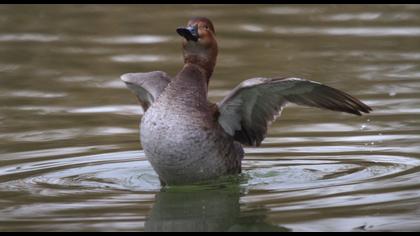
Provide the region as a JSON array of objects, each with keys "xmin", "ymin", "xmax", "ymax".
[
  {"xmin": 175, "ymin": 63, "xmax": 209, "ymax": 92},
  {"xmin": 164, "ymin": 52, "xmax": 216, "ymax": 109},
  {"xmin": 166, "ymin": 64, "xmax": 209, "ymax": 109},
  {"xmin": 183, "ymin": 54, "xmax": 216, "ymax": 84}
]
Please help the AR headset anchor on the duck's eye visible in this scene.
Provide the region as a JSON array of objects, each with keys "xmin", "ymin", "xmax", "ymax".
[{"xmin": 204, "ymin": 25, "xmax": 209, "ymax": 30}]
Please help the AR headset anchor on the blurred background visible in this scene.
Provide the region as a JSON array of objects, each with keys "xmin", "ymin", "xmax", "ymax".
[{"xmin": 0, "ymin": 4, "xmax": 420, "ymax": 231}]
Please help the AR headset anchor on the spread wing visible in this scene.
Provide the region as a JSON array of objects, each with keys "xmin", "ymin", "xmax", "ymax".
[
  {"xmin": 217, "ymin": 77, "xmax": 372, "ymax": 146},
  {"xmin": 121, "ymin": 71, "xmax": 171, "ymax": 111}
]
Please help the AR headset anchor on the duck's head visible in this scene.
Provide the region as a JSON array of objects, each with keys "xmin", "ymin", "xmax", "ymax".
[{"xmin": 176, "ymin": 17, "xmax": 218, "ymax": 79}]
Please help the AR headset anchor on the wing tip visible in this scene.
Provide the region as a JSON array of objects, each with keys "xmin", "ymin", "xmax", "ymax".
[
  {"xmin": 355, "ymin": 101, "xmax": 373, "ymax": 116},
  {"xmin": 120, "ymin": 73, "xmax": 134, "ymax": 84},
  {"xmin": 349, "ymin": 103, "xmax": 373, "ymax": 116}
]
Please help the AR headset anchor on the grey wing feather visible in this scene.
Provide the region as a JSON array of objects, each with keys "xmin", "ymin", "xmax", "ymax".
[
  {"xmin": 217, "ymin": 77, "xmax": 372, "ymax": 147},
  {"xmin": 121, "ymin": 71, "xmax": 171, "ymax": 111}
]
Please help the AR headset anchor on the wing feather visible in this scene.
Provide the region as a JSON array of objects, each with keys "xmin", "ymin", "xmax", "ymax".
[
  {"xmin": 121, "ymin": 71, "xmax": 171, "ymax": 111},
  {"xmin": 217, "ymin": 77, "xmax": 372, "ymax": 146}
]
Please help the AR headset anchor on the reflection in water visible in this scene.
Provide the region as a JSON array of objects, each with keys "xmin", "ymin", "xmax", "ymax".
[{"xmin": 145, "ymin": 183, "xmax": 288, "ymax": 232}]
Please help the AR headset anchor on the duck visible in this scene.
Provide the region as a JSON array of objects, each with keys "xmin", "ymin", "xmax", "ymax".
[{"xmin": 121, "ymin": 17, "xmax": 372, "ymax": 186}]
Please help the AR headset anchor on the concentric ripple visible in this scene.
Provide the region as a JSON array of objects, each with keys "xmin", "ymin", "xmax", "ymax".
[
  {"xmin": 1, "ymin": 148, "xmax": 420, "ymax": 231},
  {"xmin": 0, "ymin": 151, "xmax": 160, "ymax": 194},
  {"xmin": 1, "ymin": 150, "xmax": 418, "ymax": 195}
]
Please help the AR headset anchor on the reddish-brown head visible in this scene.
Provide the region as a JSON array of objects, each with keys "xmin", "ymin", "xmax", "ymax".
[{"xmin": 176, "ymin": 17, "xmax": 218, "ymax": 80}]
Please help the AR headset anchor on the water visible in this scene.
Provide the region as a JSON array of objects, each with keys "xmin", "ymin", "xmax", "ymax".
[{"xmin": 1, "ymin": 4, "xmax": 420, "ymax": 231}]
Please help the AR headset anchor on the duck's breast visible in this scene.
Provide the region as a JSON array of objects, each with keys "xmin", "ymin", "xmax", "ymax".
[{"xmin": 140, "ymin": 101, "xmax": 241, "ymax": 184}]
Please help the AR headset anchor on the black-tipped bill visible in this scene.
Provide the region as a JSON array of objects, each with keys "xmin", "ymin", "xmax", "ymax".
[{"xmin": 176, "ymin": 25, "xmax": 198, "ymax": 42}]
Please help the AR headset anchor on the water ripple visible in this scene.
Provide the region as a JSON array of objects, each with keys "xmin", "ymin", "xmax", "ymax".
[
  {"xmin": 92, "ymin": 35, "xmax": 170, "ymax": 44},
  {"xmin": 261, "ymin": 6, "xmax": 322, "ymax": 15},
  {"xmin": 1, "ymin": 150, "xmax": 418, "ymax": 199},
  {"xmin": 323, "ymin": 13, "xmax": 382, "ymax": 21},
  {"xmin": 272, "ymin": 27, "xmax": 420, "ymax": 37},
  {"xmin": 0, "ymin": 33, "xmax": 60, "ymax": 42},
  {"xmin": 0, "ymin": 90, "xmax": 67, "ymax": 99},
  {"xmin": 110, "ymin": 55, "xmax": 166, "ymax": 63},
  {"xmin": 1, "ymin": 145, "xmax": 419, "ymax": 231},
  {"xmin": 69, "ymin": 105, "xmax": 142, "ymax": 115}
]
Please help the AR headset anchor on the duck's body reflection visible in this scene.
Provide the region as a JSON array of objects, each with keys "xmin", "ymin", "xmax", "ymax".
[{"xmin": 144, "ymin": 182, "xmax": 289, "ymax": 232}]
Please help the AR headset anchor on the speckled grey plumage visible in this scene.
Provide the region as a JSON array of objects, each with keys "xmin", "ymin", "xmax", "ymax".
[{"xmin": 140, "ymin": 65, "xmax": 242, "ymax": 185}]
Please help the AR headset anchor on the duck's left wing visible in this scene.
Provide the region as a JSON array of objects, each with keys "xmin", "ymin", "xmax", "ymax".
[
  {"xmin": 121, "ymin": 71, "xmax": 171, "ymax": 111},
  {"xmin": 217, "ymin": 77, "xmax": 372, "ymax": 147}
]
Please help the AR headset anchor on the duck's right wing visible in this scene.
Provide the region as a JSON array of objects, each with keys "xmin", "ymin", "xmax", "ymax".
[
  {"xmin": 121, "ymin": 71, "xmax": 171, "ymax": 111},
  {"xmin": 217, "ymin": 77, "xmax": 372, "ymax": 147}
]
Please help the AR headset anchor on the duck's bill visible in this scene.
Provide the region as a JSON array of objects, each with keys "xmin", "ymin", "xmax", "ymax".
[{"xmin": 176, "ymin": 26, "xmax": 198, "ymax": 42}]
